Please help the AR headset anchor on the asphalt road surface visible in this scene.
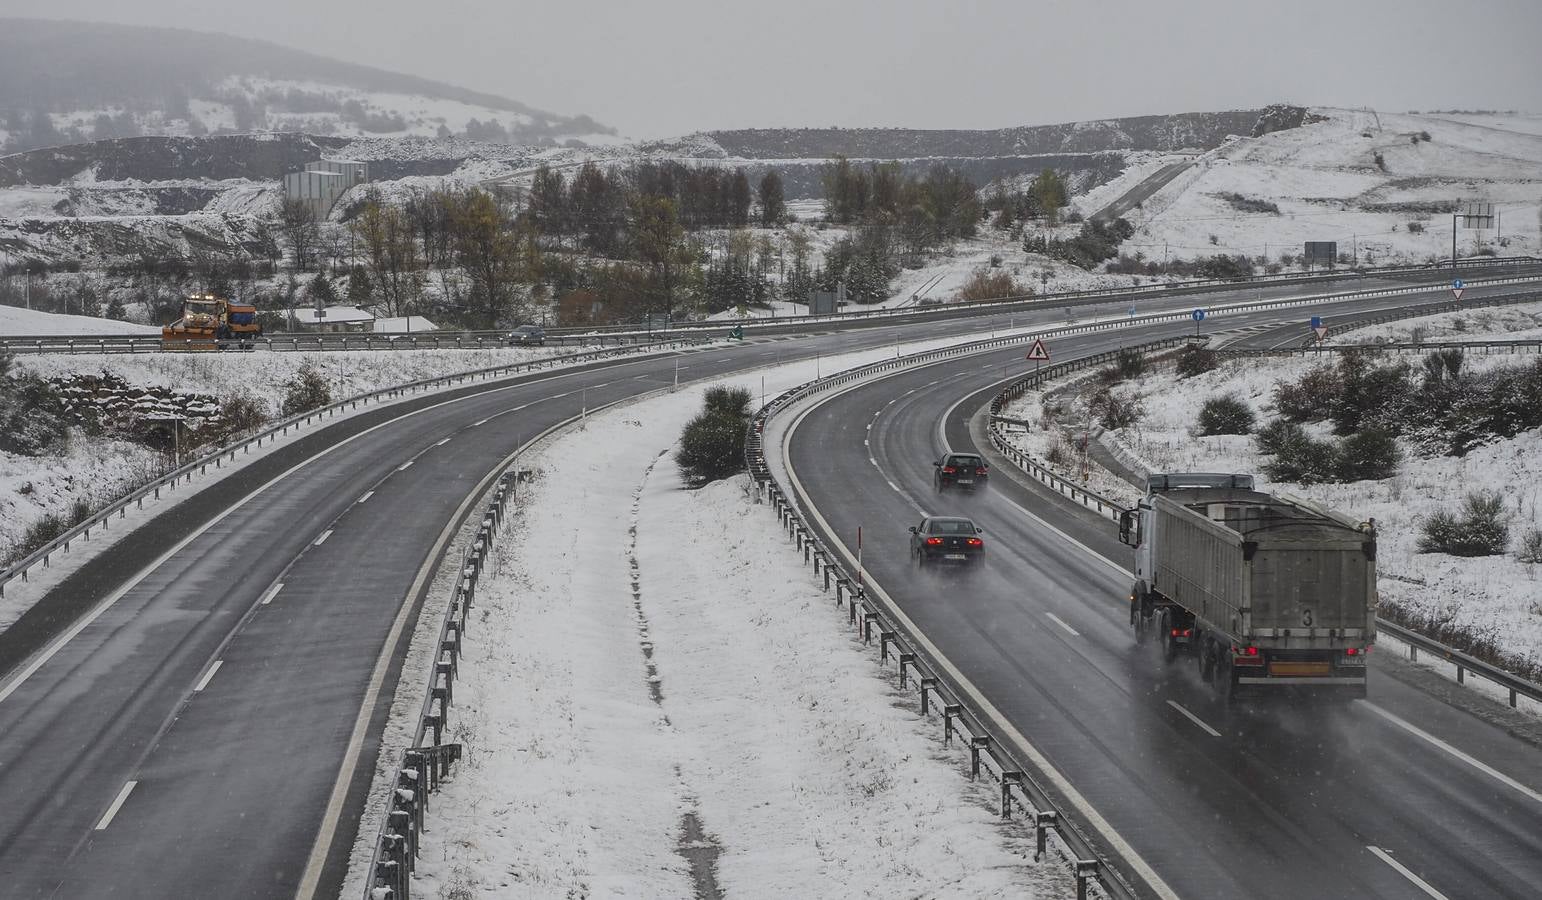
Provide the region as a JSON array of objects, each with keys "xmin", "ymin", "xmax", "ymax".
[
  {"xmin": 784, "ymin": 299, "xmax": 1542, "ymax": 899},
  {"xmin": 0, "ymin": 271, "xmax": 1536, "ymax": 898}
]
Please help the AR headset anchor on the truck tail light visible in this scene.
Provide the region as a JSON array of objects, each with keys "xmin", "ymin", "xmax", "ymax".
[
  {"xmin": 1169, "ymin": 628, "xmax": 1192, "ymax": 638},
  {"xmin": 1346, "ymin": 646, "xmax": 1371, "ymax": 656},
  {"xmin": 1233, "ymin": 646, "xmax": 1264, "ymax": 666}
]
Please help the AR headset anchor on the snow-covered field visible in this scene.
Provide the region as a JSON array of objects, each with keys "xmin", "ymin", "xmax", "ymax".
[
  {"xmin": 1121, "ymin": 109, "xmax": 1542, "ymax": 266},
  {"xmin": 0, "ymin": 304, "xmax": 157, "ymax": 335},
  {"xmin": 1343, "ymin": 300, "xmax": 1542, "ymax": 345},
  {"xmin": 1001, "ymin": 305, "xmax": 1542, "ymax": 675},
  {"xmin": 380, "ymin": 366, "xmax": 1064, "ymax": 899}
]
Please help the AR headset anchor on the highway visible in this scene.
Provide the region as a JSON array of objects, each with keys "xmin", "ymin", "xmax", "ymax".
[
  {"xmin": 0, "ymin": 270, "xmax": 1536, "ymax": 898},
  {"xmin": 782, "ymin": 298, "xmax": 1542, "ymax": 899}
]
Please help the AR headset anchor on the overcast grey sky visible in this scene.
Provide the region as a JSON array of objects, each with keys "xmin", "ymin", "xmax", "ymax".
[{"xmin": 3, "ymin": 0, "xmax": 1540, "ymax": 137}]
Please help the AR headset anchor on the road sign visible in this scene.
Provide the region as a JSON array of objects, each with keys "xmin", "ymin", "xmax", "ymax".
[
  {"xmin": 1025, "ymin": 339, "xmax": 1050, "ymax": 362},
  {"xmin": 1452, "ymin": 278, "xmax": 1465, "ymax": 300},
  {"xmin": 1191, "ymin": 309, "xmax": 1206, "ymax": 322},
  {"xmin": 728, "ymin": 325, "xmax": 744, "ymax": 340},
  {"xmin": 1314, "ymin": 325, "xmax": 1329, "ymax": 341},
  {"xmin": 1128, "ymin": 306, "xmax": 1137, "ymax": 318},
  {"xmin": 1310, "ymin": 315, "xmax": 1322, "ymax": 329}
]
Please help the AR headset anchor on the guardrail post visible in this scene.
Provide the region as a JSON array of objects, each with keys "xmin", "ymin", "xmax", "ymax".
[
  {"xmin": 823, "ymin": 565, "xmax": 830, "ymax": 592},
  {"xmin": 862, "ymin": 611, "xmax": 879, "ymax": 643},
  {"xmin": 921, "ymin": 677, "xmax": 938, "ymax": 716},
  {"xmin": 1075, "ymin": 860, "xmax": 1099, "ymax": 900},
  {"xmin": 943, "ymin": 704, "xmax": 961, "ymax": 746},
  {"xmin": 969, "ymin": 735, "xmax": 990, "ymax": 780},
  {"xmin": 1035, "ymin": 811, "xmax": 1057, "ymax": 861},
  {"xmin": 879, "ymin": 630, "xmax": 896, "ymax": 664},
  {"xmin": 898, "ymin": 653, "xmax": 915, "ymax": 689}
]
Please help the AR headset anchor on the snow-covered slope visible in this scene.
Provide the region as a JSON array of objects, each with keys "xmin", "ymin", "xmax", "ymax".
[
  {"xmin": 1117, "ymin": 108, "xmax": 1542, "ymax": 265},
  {"xmin": 0, "ymin": 305, "xmax": 156, "ymax": 336}
]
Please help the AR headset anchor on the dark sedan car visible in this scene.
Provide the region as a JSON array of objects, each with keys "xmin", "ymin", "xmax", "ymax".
[
  {"xmin": 909, "ymin": 516, "xmax": 985, "ymax": 566},
  {"xmin": 508, "ymin": 324, "xmax": 546, "ymax": 346},
  {"xmin": 933, "ymin": 453, "xmax": 988, "ymax": 491}
]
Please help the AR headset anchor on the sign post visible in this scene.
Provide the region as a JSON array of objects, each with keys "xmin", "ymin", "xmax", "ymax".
[
  {"xmin": 1026, "ymin": 338, "xmax": 1050, "ymax": 380},
  {"xmin": 857, "ymin": 525, "xmax": 864, "ymax": 599}
]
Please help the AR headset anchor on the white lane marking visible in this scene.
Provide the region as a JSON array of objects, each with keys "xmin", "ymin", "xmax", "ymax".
[
  {"xmin": 357, "ymin": 490, "xmax": 375, "ymax": 504},
  {"xmin": 435, "ymin": 437, "xmax": 451, "ymax": 447},
  {"xmin": 95, "ymin": 781, "xmax": 138, "ymax": 830},
  {"xmin": 781, "ymin": 391, "xmax": 1181, "ymax": 900},
  {"xmin": 397, "ymin": 460, "xmax": 413, "ymax": 471},
  {"xmin": 313, "ymin": 530, "xmax": 332, "ymax": 546},
  {"xmin": 259, "ymin": 582, "xmax": 284, "ymax": 606},
  {"xmin": 472, "ymin": 418, "xmax": 489, "ymax": 426},
  {"xmin": 1046, "ymin": 612, "xmax": 1081, "ymax": 637},
  {"xmin": 886, "ymin": 480, "xmax": 902, "ymax": 492},
  {"xmin": 1165, "ymin": 700, "xmax": 1222, "ymax": 738},
  {"xmin": 1367, "ymin": 846, "xmax": 1450, "ymax": 900},
  {"xmin": 193, "ymin": 659, "xmax": 223, "ymax": 693},
  {"xmin": 1360, "ymin": 701, "xmax": 1542, "ymax": 804},
  {"xmin": 635, "ymin": 375, "xmax": 651, "ymax": 380}
]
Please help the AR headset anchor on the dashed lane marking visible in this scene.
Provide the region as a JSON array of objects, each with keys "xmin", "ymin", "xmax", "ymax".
[
  {"xmin": 1366, "ymin": 846, "xmax": 1450, "ymax": 900},
  {"xmin": 95, "ymin": 781, "xmax": 138, "ymax": 831},
  {"xmin": 1046, "ymin": 612, "xmax": 1081, "ymax": 637},
  {"xmin": 193, "ymin": 659, "xmax": 223, "ymax": 693},
  {"xmin": 1165, "ymin": 700, "xmax": 1222, "ymax": 738},
  {"xmin": 313, "ymin": 530, "xmax": 332, "ymax": 546}
]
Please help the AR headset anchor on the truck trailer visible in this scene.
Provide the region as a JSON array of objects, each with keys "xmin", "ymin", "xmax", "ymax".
[{"xmin": 1119, "ymin": 473, "xmax": 1377, "ymax": 699}]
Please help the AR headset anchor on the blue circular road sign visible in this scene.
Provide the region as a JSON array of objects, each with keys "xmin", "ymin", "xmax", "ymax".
[
  {"xmin": 1191, "ymin": 308, "xmax": 1206, "ymax": 322},
  {"xmin": 1453, "ymin": 279, "xmax": 1464, "ymax": 290},
  {"xmin": 1310, "ymin": 315, "xmax": 1322, "ymax": 329}
]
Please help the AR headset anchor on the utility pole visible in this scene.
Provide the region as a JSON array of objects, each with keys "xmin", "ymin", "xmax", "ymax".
[{"xmin": 1452, "ymin": 213, "xmax": 1459, "ymax": 271}]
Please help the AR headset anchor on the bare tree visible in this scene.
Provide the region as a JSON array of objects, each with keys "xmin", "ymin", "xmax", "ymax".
[
  {"xmin": 352, "ymin": 194, "xmax": 423, "ymax": 318},
  {"xmin": 280, "ymin": 198, "xmax": 320, "ymax": 271}
]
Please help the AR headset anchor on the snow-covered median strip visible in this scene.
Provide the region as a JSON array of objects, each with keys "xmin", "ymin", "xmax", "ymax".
[{"xmin": 393, "ymin": 374, "xmax": 1065, "ymax": 899}]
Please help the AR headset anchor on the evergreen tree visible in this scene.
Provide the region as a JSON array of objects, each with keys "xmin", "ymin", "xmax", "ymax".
[{"xmin": 757, "ymin": 171, "xmax": 786, "ymax": 225}]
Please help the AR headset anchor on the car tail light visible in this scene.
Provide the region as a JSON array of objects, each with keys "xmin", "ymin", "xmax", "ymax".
[
  {"xmin": 1169, "ymin": 628, "xmax": 1193, "ymax": 638},
  {"xmin": 966, "ymin": 538, "xmax": 982, "ymax": 546},
  {"xmin": 942, "ymin": 466, "xmax": 956, "ymax": 474},
  {"xmin": 926, "ymin": 537, "xmax": 944, "ymax": 545},
  {"xmin": 975, "ymin": 467, "xmax": 987, "ymax": 475}
]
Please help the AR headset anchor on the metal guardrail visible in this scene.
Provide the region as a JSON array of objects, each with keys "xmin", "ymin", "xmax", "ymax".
[
  {"xmin": 6, "ymin": 257, "xmax": 1538, "ymax": 356},
  {"xmin": 745, "ymin": 337, "xmax": 1151, "ymax": 900},
  {"xmin": 0, "ymin": 338, "xmax": 703, "ymax": 599},
  {"xmin": 363, "ymin": 472, "xmax": 516, "ymax": 900},
  {"xmin": 0, "ymin": 329, "xmax": 663, "ymax": 356},
  {"xmin": 1376, "ymin": 620, "xmax": 1541, "ymax": 709},
  {"xmin": 1219, "ymin": 288, "xmax": 1542, "ymax": 355}
]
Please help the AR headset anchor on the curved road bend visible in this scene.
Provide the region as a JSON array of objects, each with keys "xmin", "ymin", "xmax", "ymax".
[
  {"xmin": 0, "ymin": 274, "xmax": 1532, "ymax": 897},
  {"xmin": 785, "ymin": 304, "xmax": 1542, "ymax": 899}
]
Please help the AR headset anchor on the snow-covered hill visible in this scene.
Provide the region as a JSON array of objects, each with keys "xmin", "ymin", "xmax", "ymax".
[
  {"xmin": 1101, "ymin": 108, "xmax": 1542, "ymax": 266},
  {"xmin": 0, "ymin": 304, "xmax": 155, "ymax": 336},
  {"xmin": 0, "ymin": 18, "xmax": 616, "ymax": 152}
]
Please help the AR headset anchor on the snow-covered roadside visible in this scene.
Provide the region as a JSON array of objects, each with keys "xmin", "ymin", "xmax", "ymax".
[
  {"xmin": 394, "ymin": 373, "xmax": 1062, "ymax": 899},
  {"xmin": 1341, "ymin": 300, "xmax": 1542, "ymax": 345}
]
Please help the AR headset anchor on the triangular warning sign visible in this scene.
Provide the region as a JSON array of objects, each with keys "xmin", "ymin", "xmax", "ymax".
[
  {"xmin": 1452, "ymin": 287, "xmax": 1464, "ymax": 300},
  {"xmin": 1025, "ymin": 339, "xmax": 1050, "ymax": 362}
]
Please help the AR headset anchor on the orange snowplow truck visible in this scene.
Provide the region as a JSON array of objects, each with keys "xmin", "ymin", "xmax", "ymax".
[{"xmin": 162, "ymin": 294, "xmax": 262, "ymax": 350}]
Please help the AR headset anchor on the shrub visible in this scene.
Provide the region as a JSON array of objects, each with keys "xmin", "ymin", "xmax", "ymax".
[
  {"xmin": 1407, "ymin": 221, "xmax": 1425, "ymax": 234},
  {"xmin": 703, "ymin": 385, "xmax": 752, "ymax": 418},
  {"xmin": 1272, "ymin": 364, "xmax": 1339, "ymax": 422},
  {"xmin": 1330, "ymin": 353, "xmax": 1409, "ymax": 435},
  {"xmin": 1090, "ymin": 386, "xmax": 1143, "ymax": 430},
  {"xmin": 1197, "ymin": 395, "xmax": 1255, "ymax": 435},
  {"xmin": 955, "ymin": 269, "xmax": 1028, "ymax": 303},
  {"xmin": 1218, "ymin": 192, "xmax": 1281, "ymax": 214},
  {"xmin": 279, "ymin": 365, "xmax": 332, "ymax": 417},
  {"xmin": 1197, "ymin": 254, "xmax": 1252, "ymax": 280},
  {"xmin": 1174, "ymin": 344, "xmax": 1219, "ymax": 378},
  {"xmin": 1516, "ymin": 527, "xmax": 1542, "ymax": 564},
  {"xmin": 1335, "ymin": 428, "xmax": 1400, "ymax": 480},
  {"xmin": 0, "ymin": 371, "xmax": 71, "ymax": 456},
  {"xmin": 676, "ymin": 385, "xmax": 752, "ymax": 487},
  {"xmin": 1419, "ymin": 491, "xmax": 1510, "ymax": 556},
  {"xmin": 1256, "ymin": 421, "xmax": 1337, "ymax": 483}
]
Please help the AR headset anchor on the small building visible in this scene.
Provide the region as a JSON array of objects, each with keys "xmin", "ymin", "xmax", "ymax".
[
  {"xmin": 282, "ymin": 159, "xmax": 372, "ymax": 220},
  {"xmin": 374, "ymin": 315, "xmax": 437, "ymax": 333},
  {"xmin": 283, "ymin": 305, "xmax": 375, "ymax": 333}
]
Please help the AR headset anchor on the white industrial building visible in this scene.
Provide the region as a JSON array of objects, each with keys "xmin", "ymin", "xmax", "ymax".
[{"xmin": 281, "ymin": 159, "xmax": 371, "ymax": 220}]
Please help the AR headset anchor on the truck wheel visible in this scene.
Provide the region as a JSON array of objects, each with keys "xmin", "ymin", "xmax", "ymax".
[
  {"xmin": 1158, "ymin": 611, "xmax": 1177, "ymax": 663},
  {"xmin": 1215, "ymin": 658, "xmax": 1236, "ymax": 703},
  {"xmin": 1199, "ymin": 641, "xmax": 1216, "ymax": 683}
]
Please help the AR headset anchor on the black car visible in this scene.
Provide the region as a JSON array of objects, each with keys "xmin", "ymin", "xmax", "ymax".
[
  {"xmin": 933, "ymin": 453, "xmax": 988, "ymax": 491},
  {"xmin": 508, "ymin": 324, "xmax": 546, "ymax": 346},
  {"xmin": 909, "ymin": 516, "xmax": 985, "ymax": 566}
]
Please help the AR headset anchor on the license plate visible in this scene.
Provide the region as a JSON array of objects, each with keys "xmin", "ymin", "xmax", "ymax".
[
  {"xmin": 945, "ymin": 554, "xmax": 967, "ymax": 560},
  {"xmin": 1269, "ymin": 661, "xmax": 1331, "ymax": 677},
  {"xmin": 958, "ymin": 479, "xmax": 974, "ymax": 484}
]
